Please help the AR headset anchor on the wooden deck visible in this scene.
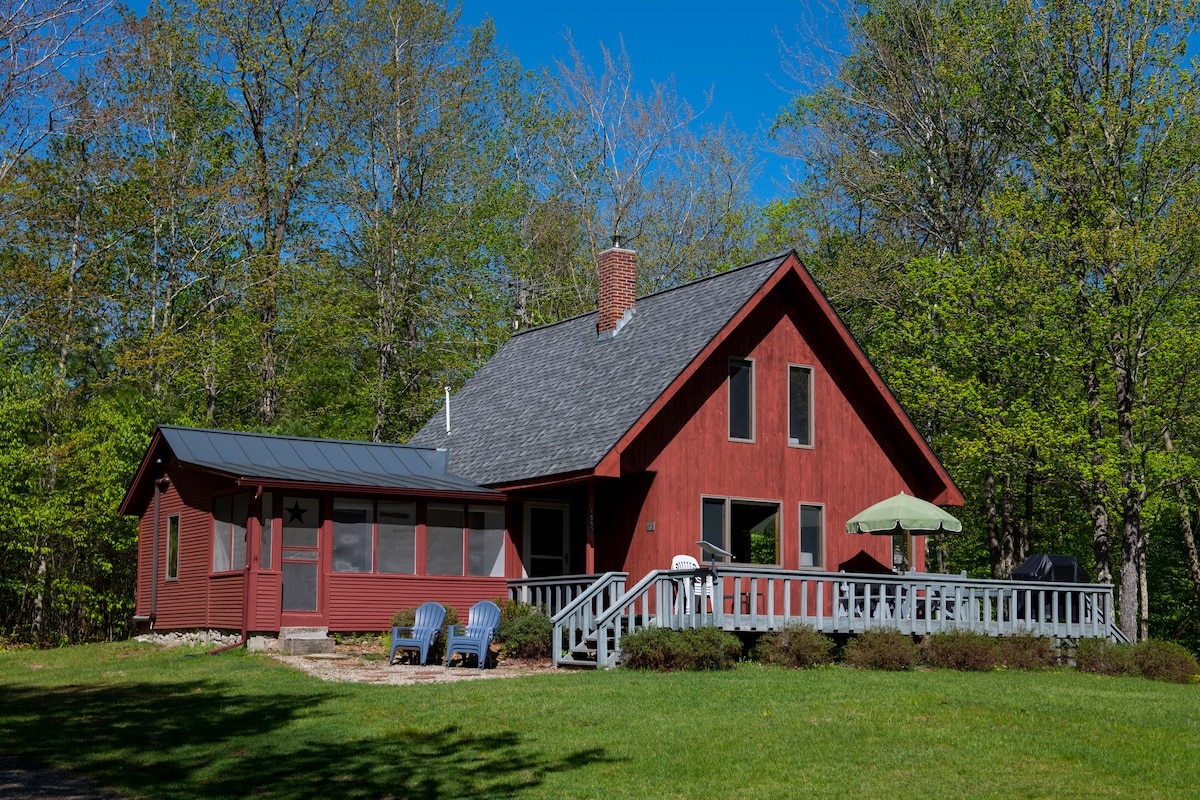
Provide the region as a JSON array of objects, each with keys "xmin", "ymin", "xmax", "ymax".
[{"xmin": 509, "ymin": 567, "xmax": 1121, "ymax": 669}]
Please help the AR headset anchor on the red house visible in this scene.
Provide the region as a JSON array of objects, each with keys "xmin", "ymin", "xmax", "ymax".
[
  {"xmin": 122, "ymin": 248, "xmax": 962, "ymax": 642},
  {"xmin": 409, "ymin": 247, "xmax": 961, "ymax": 582}
]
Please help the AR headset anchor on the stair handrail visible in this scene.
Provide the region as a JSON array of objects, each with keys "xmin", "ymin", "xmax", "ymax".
[
  {"xmin": 589, "ymin": 567, "xmax": 723, "ymax": 667},
  {"xmin": 550, "ymin": 571, "xmax": 628, "ymax": 666}
]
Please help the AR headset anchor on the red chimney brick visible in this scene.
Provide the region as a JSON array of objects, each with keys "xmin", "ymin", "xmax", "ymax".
[{"xmin": 597, "ymin": 244, "xmax": 636, "ymax": 337}]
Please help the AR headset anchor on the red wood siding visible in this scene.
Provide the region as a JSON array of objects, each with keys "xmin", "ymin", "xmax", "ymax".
[
  {"xmin": 610, "ymin": 280, "xmax": 932, "ymax": 579},
  {"xmin": 134, "ymin": 463, "xmax": 515, "ymax": 633},
  {"xmin": 327, "ymin": 575, "xmax": 507, "ymax": 631}
]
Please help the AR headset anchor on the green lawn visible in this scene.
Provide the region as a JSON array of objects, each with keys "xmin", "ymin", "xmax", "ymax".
[{"xmin": 1, "ymin": 642, "xmax": 1197, "ymax": 799}]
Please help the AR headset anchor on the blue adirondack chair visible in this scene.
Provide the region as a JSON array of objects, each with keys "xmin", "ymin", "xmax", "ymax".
[
  {"xmin": 444, "ymin": 600, "xmax": 501, "ymax": 669},
  {"xmin": 389, "ymin": 601, "xmax": 447, "ymax": 665}
]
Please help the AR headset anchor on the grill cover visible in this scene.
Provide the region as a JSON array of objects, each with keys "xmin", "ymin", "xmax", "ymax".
[{"xmin": 1012, "ymin": 553, "xmax": 1090, "ymax": 583}]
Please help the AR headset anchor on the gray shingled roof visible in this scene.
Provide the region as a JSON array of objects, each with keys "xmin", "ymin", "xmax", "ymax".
[
  {"xmin": 409, "ymin": 253, "xmax": 791, "ymax": 485},
  {"xmin": 160, "ymin": 426, "xmax": 495, "ymax": 494}
]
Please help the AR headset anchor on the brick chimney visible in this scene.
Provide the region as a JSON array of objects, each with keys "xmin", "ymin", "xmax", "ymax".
[{"xmin": 597, "ymin": 238, "xmax": 636, "ymax": 338}]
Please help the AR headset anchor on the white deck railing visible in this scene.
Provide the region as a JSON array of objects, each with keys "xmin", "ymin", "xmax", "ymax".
[{"xmin": 534, "ymin": 567, "xmax": 1120, "ymax": 668}]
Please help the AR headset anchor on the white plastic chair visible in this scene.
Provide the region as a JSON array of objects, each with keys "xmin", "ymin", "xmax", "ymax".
[{"xmin": 672, "ymin": 554, "xmax": 715, "ymax": 613}]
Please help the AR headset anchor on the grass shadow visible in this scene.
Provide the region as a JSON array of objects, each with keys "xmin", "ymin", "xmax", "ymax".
[{"xmin": 0, "ymin": 678, "xmax": 612, "ymax": 799}]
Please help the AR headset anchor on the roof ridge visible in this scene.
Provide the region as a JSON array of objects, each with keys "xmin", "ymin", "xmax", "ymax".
[
  {"xmin": 157, "ymin": 425, "xmax": 440, "ymax": 451},
  {"xmin": 509, "ymin": 250, "xmax": 795, "ymax": 339}
]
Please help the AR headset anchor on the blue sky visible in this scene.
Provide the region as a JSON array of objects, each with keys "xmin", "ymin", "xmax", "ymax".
[
  {"xmin": 123, "ymin": 1, "xmax": 839, "ymax": 199},
  {"xmin": 457, "ymin": 1, "xmax": 832, "ymax": 199}
]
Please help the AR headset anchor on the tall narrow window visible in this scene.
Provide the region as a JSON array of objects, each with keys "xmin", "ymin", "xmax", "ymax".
[
  {"xmin": 426, "ymin": 504, "xmax": 465, "ymax": 576},
  {"xmin": 166, "ymin": 514, "xmax": 180, "ymax": 580},
  {"xmin": 799, "ymin": 504, "xmax": 823, "ymax": 568},
  {"xmin": 789, "ymin": 365, "xmax": 813, "ymax": 446},
  {"xmin": 332, "ymin": 498, "xmax": 373, "ymax": 573},
  {"xmin": 377, "ymin": 501, "xmax": 416, "ymax": 574},
  {"xmin": 468, "ymin": 506, "xmax": 505, "ymax": 577},
  {"xmin": 728, "ymin": 357, "xmax": 754, "ymax": 441}
]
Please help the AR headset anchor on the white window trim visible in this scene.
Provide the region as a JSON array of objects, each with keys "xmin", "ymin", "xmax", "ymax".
[
  {"xmin": 798, "ymin": 501, "xmax": 825, "ymax": 570},
  {"xmin": 788, "ymin": 363, "xmax": 815, "ymax": 448},
  {"xmin": 728, "ymin": 356, "xmax": 756, "ymax": 443}
]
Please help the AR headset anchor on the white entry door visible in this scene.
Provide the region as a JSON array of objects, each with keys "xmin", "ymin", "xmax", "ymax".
[{"xmin": 524, "ymin": 503, "xmax": 570, "ymax": 577}]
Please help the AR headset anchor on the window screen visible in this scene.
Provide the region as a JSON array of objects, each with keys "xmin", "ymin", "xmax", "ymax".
[
  {"xmin": 213, "ymin": 496, "xmax": 232, "ymax": 572},
  {"xmin": 260, "ymin": 491, "xmax": 274, "ymax": 570},
  {"xmin": 377, "ymin": 501, "xmax": 416, "ymax": 574},
  {"xmin": 426, "ymin": 504, "xmax": 464, "ymax": 576}
]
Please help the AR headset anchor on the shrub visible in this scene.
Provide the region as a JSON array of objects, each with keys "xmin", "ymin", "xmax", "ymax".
[
  {"xmin": 498, "ymin": 598, "xmax": 545, "ymax": 622},
  {"xmin": 387, "ymin": 605, "xmax": 459, "ymax": 663},
  {"xmin": 496, "ymin": 613, "xmax": 553, "ymax": 660},
  {"xmin": 1075, "ymin": 639, "xmax": 1137, "ymax": 677},
  {"xmin": 757, "ymin": 624, "xmax": 835, "ymax": 669},
  {"xmin": 997, "ymin": 632, "xmax": 1059, "ymax": 670},
  {"xmin": 1132, "ymin": 639, "xmax": 1199, "ymax": 684},
  {"xmin": 843, "ymin": 629, "xmax": 917, "ymax": 671},
  {"xmin": 620, "ymin": 626, "xmax": 742, "ymax": 671},
  {"xmin": 923, "ymin": 631, "xmax": 999, "ymax": 671}
]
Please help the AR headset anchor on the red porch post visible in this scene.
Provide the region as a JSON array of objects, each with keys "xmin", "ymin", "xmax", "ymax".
[{"xmin": 586, "ymin": 481, "xmax": 596, "ymax": 573}]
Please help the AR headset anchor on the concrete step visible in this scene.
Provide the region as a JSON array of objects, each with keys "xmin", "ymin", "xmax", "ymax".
[{"xmin": 279, "ymin": 627, "xmax": 335, "ymax": 655}]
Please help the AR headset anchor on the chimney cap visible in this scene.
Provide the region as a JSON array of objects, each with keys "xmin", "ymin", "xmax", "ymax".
[{"xmin": 611, "ymin": 234, "xmax": 625, "ymax": 249}]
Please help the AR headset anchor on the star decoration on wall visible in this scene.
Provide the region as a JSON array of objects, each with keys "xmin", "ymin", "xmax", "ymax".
[{"xmin": 286, "ymin": 501, "xmax": 307, "ymax": 524}]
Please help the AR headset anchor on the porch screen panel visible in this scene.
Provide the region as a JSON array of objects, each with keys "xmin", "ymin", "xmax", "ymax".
[
  {"xmin": 332, "ymin": 498, "xmax": 373, "ymax": 573},
  {"xmin": 282, "ymin": 563, "xmax": 318, "ymax": 611},
  {"xmin": 467, "ymin": 506, "xmax": 505, "ymax": 577},
  {"xmin": 230, "ymin": 493, "xmax": 249, "ymax": 570},
  {"xmin": 377, "ymin": 501, "xmax": 416, "ymax": 574},
  {"xmin": 426, "ymin": 504, "xmax": 464, "ymax": 576},
  {"xmin": 213, "ymin": 496, "xmax": 232, "ymax": 572},
  {"xmin": 701, "ymin": 498, "xmax": 727, "ymax": 562},
  {"xmin": 281, "ymin": 497, "xmax": 320, "ymax": 548},
  {"xmin": 260, "ymin": 491, "xmax": 274, "ymax": 570}
]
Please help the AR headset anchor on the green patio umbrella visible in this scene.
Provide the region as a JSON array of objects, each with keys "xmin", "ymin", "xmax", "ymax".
[
  {"xmin": 846, "ymin": 492, "xmax": 962, "ymax": 572},
  {"xmin": 845, "ymin": 492, "xmax": 963, "ymax": 534}
]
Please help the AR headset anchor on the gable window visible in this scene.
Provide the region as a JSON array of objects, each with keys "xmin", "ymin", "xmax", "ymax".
[
  {"xmin": 166, "ymin": 514, "xmax": 180, "ymax": 581},
  {"xmin": 728, "ymin": 357, "xmax": 755, "ymax": 441},
  {"xmin": 701, "ymin": 496, "xmax": 781, "ymax": 566},
  {"xmin": 789, "ymin": 365, "xmax": 813, "ymax": 447},
  {"xmin": 799, "ymin": 503, "xmax": 823, "ymax": 568},
  {"xmin": 213, "ymin": 494, "xmax": 249, "ymax": 573}
]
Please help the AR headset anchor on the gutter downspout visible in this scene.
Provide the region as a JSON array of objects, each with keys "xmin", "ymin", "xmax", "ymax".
[
  {"xmin": 133, "ymin": 467, "xmax": 169, "ymax": 628},
  {"xmin": 209, "ymin": 484, "xmax": 261, "ymax": 655}
]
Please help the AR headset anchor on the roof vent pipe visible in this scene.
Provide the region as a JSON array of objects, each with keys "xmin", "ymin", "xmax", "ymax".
[{"xmin": 444, "ymin": 386, "xmax": 451, "ymax": 434}]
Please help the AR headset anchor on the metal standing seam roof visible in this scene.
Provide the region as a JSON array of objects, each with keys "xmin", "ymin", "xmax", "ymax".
[
  {"xmin": 158, "ymin": 426, "xmax": 496, "ymax": 494},
  {"xmin": 408, "ymin": 253, "xmax": 792, "ymax": 486}
]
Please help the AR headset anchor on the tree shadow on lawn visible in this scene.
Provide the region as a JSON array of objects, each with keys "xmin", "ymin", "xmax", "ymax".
[{"xmin": 0, "ymin": 680, "xmax": 614, "ymax": 799}]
